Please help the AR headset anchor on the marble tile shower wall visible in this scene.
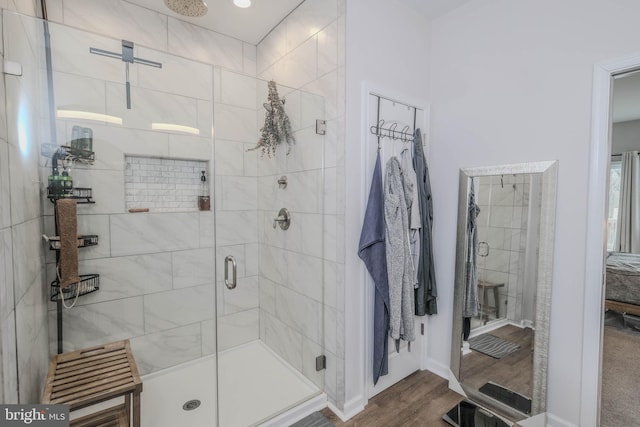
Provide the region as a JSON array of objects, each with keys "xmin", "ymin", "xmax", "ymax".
[
  {"xmin": 124, "ymin": 156, "xmax": 209, "ymax": 212},
  {"xmin": 476, "ymin": 174, "xmax": 530, "ymax": 322},
  {"xmin": 1, "ymin": 6, "xmax": 49, "ymax": 404},
  {"xmin": 8, "ymin": 15, "xmax": 219, "ymax": 376},
  {"xmin": 254, "ymin": 81, "xmax": 325, "ymax": 389},
  {"xmin": 513, "ymin": 177, "xmax": 531, "ymax": 322},
  {"xmin": 45, "ymin": 0, "xmax": 257, "ymax": 76},
  {"xmin": 256, "ymin": 0, "xmax": 346, "ymax": 407}
]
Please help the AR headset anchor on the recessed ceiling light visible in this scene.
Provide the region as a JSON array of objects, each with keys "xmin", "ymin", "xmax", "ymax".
[{"xmin": 233, "ymin": 0, "xmax": 251, "ymax": 8}]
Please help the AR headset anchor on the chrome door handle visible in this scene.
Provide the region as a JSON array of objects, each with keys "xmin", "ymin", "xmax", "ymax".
[
  {"xmin": 224, "ymin": 255, "xmax": 237, "ymax": 289},
  {"xmin": 478, "ymin": 241, "xmax": 490, "ymax": 257}
]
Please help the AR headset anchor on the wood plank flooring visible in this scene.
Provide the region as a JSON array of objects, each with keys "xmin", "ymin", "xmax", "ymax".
[
  {"xmin": 321, "ymin": 370, "xmax": 464, "ymax": 427},
  {"xmin": 461, "ymin": 325, "xmax": 533, "ymax": 398},
  {"xmin": 321, "ymin": 325, "xmax": 533, "ymax": 426}
]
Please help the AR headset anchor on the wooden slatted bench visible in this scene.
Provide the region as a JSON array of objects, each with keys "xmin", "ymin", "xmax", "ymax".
[{"xmin": 42, "ymin": 340, "xmax": 143, "ymax": 427}]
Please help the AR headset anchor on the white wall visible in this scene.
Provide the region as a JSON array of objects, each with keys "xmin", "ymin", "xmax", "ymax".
[
  {"xmin": 429, "ymin": 0, "xmax": 640, "ymax": 425},
  {"xmin": 344, "ymin": 0, "xmax": 431, "ymax": 417}
]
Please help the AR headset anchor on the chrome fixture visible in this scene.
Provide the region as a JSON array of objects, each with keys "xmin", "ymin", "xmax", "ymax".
[
  {"xmin": 164, "ymin": 0, "xmax": 208, "ymax": 17},
  {"xmin": 182, "ymin": 400, "xmax": 201, "ymax": 411},
  {"xmin": 224, "ymin": 255, "xmax": 237, "ymax": 290},
  {"xmin": 478, "ymin": 241, "xmax": 490, "ymax": 257},
  {"xmin": 277, "ymin": 176, "xmax": 288, "ymax": 189},
  {"xmin": 273, "ymin": 208, "xmax": 291, "ymax": 230},
  {"xmin": 90, "ymin": 40, "xmax": 162, "ymax": 109}
]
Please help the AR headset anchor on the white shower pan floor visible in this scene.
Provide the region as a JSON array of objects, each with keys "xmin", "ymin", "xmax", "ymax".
[{"xmin": 140, "ymin": 340, "xmax": 321, "ymax": 427}]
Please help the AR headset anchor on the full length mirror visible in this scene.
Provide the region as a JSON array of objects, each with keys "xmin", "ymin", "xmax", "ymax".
[
  {"xmin": 600, "ymin": 70, "xmax": 640, "ymax": 426},
  {"xmin": 449, "ymin": 161, "xmax": 558, "ymax": 423}
]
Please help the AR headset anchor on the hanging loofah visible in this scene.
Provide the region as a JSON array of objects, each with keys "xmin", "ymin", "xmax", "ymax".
[{"xmin": 249, "ymin": 80, "xmax": 295, "ymax": 158}]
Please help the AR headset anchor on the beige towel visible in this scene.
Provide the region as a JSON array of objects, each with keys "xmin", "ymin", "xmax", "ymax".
[{"xmin": 56, "ymin": 199, "xmax": 80, "ymax": 289}]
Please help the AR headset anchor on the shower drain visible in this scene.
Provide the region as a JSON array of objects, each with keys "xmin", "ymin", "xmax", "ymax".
[{"xmin": 183, "ymin": 399, "xmax": 201, "ymax": 411}]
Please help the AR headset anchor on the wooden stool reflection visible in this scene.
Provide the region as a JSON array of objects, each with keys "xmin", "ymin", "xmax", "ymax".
[{"xmin": 478, "ymin": 281, "xmax": 505, "ymax": 322}]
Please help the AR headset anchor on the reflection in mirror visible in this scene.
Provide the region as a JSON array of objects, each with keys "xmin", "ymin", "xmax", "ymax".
[
  {"xmin": 601, "ymin": 70, "xmax": 640, "ymax": 426},
  {"xmin": 448, "ymin": 161, "xmax": 557, "ymax": 425}
]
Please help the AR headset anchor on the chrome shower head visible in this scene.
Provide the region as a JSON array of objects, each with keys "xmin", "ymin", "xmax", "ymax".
[{"xmin": 164, "ymin": 0, "xmax": 208, "ymax": 17}]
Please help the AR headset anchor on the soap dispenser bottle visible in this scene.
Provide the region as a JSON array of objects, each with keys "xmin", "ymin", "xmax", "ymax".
[{"xmin": 198, "ymin": 170, "xmax": 210, "ymax": 211}]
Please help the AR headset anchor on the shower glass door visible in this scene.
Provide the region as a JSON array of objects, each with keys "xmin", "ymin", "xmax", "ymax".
[
  {"xmin": 213, "ymin": 71, "xmax": 326, "ymax": 426},
  {"xmin": 4, "ymin": 12, "xmax": 218, "ymax": 424},
  {"xmin": 472, "ymin": 174, "xmax": 539, "ymax": 332}
]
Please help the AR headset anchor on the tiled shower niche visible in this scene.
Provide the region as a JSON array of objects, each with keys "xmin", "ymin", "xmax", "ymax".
[{"xmin": 125, "ymin": 156, "xmax": 209, "ymax": 212}]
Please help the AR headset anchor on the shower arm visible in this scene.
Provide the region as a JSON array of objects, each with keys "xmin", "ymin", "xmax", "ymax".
[{"xmin": 89, "ymin": 41, "xmax": 162, "ymax": 109}]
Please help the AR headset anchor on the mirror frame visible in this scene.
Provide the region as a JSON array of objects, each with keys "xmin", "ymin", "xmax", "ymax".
[{"xmin": 449, "ymin": 160, "xmax": 558, "ymax": 420}]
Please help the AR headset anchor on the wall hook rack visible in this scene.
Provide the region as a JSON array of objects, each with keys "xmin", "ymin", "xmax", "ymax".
[{"xmin": 369, "ymin": 93, "xmax": 419, "ymax": 148}]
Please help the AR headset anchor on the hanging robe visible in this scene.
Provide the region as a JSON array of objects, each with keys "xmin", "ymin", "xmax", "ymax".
[
  {"xmin": 464, "ymin": 179, "xmax": 481, "ymax": 319},
  {"xmin": 413, "ymin": 128, "xmax": 438, "ymax": 315},
  {"xmin": 384, "ymin": 156, "xmax": 415, "ymax": 342},
  {"xmin": 358, "ymin": 152, "xmax": 390, "ymax": 385},
  {"xmin": 401, "ymin": 147, "xmax": 421, "ymax": 290}
]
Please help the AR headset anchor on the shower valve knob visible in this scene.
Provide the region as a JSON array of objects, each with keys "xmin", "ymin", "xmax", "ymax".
[{"xmin": 273, "ymin": 208, "xmax": 291, "ymax": 230}]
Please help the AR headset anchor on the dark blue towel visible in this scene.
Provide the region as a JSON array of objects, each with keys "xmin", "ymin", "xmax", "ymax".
[{"xmin": 358, "ymin": 153, "xmax": 390, "ymax": 384}]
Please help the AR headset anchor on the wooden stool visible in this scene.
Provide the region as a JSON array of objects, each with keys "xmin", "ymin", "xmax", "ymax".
[
  {"xmin": 478, "ymin": 281, "xmax": 505, "ymax": 321},
  {"xmin": 42, "ymin": 340, "xmax": 143, "ymax": 427}
]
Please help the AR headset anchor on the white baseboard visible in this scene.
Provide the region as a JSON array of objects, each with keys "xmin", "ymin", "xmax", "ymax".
[
  {"xmin": 447, "ymin": 370, "xmax": 467, "ymax": 397},
  {"xmin": 327, "ymin": 396, "xmax": 366, "ymax": 422},
  {"xmin": 423, "ymin": 357, "xmax": 450, "ymax": 380},
  {"xmin": 546, "ymin": 413, "xmax": 578, "ymax": 427},
  {"xmin": 516, "ymin": 413, "xmax": 546, "ymax": 427}
]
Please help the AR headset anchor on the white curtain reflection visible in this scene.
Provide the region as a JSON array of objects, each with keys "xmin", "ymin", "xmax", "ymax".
[{"xmin": 615, "ymin": 151, "xmax": 640, "ymax": 253}]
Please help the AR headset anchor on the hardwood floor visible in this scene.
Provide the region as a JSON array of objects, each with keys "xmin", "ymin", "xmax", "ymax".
[
  {"xmin": 320, "ymin": 325, "xmax": 533, "ymax": 426},
  {"xmin": 460, "ymin": 325, "xmax": 533, "ymax": 399},
  {"xmin": 321, "ymin": 370, "xmax": 464, "ymax": 427}
]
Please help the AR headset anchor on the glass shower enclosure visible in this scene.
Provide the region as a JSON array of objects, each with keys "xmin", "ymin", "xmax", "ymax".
[
  {"xmin": 3, "ymin": 11, "xmax": 325, "ymax": 426},
  {"xmin": 470, "ymin": 174, "xmax": 541, "ymax": 332}
]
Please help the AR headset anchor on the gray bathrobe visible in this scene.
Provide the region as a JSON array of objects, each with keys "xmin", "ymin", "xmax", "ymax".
[
  {"xmin": 384, "ymin": 156, "xmax": 415, "ymax": 342},
  {"xmin": 464, "ymin": 179, "xmax": 480, "ymax": 318},
  {"xmin": 358, "ymin": 153, "xmax": 390, "ymax": 385},
  {"xmin": 413, "ymin": 129, "xmax": 438, "ymax": 315},
  {"xmin": 401, "ymin": 147, "xmax": 421, "ymax": 290}
]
